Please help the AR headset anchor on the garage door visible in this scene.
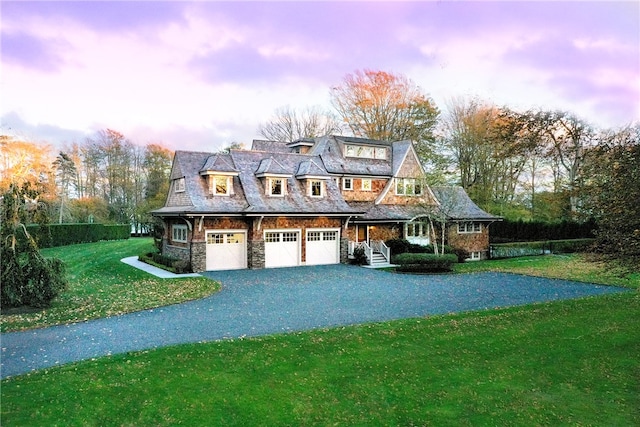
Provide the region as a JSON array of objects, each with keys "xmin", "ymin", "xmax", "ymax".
[
  {"xmin": 264, "ymin": 231, "xmax": 300, "ymax": 268},
  {"xmin": 306, "ymin": 229, "xmax": 340, "ymax": 265},
  {"xmin": 206, "ymin": 231, "xmax": 247, "ymax": 271}
]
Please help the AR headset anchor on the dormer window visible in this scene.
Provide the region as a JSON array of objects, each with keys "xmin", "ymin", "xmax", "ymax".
[
  {"xmin": 344, "ymin": 144, "xmax": 387, "ymax": 159},
  {"xmin": 209, "ymin": 176, "xmax": 233, "ymax": 196},
  {"xmin": 309, "ymin": 180, "xmax": 323, "ymax": 197},
  {"xmin": 174, "ymin": 177, "xmax": 185, "ymax": 193},
  {"xmin": 269, "ymin": 178, "xmax": 284, "ymax": 196}
]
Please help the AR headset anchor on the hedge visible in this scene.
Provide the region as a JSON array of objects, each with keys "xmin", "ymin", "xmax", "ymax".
[
  {"xmin": 490, "ymin": 238, "xmax": 595, "ymax": 259},
  {"xmin": 139, "ymin": 252, "xmax": 192, "ymax": 274},
  {"xmin": 392, "ymin": 253, "xmax": 458, "ymax": 273},
  {"xmin": 490, "ymin": 219, "xmax": 596, "ymax": 243},
  {"xmin": 26, "ymin": 223, "xmax": 130, "ymax": 248}
]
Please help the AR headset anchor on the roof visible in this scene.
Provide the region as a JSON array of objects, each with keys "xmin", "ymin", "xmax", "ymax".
[{"xmin": 431, "ymin": 186, "xmax": 500, "ymax": 221}]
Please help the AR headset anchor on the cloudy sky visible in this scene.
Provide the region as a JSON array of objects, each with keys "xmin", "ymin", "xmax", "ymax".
[{"xmin": 2, "ymin": 1, "xmax": 638, "ymax": 152}]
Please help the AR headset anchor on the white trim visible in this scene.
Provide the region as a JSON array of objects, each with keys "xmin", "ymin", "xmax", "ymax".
[
  {"xmin": 172, "ymin": 224, "xmax": 188, "ymax": 242},
  {"xmin": 361, "ymin": 178, "xmax": 372, "ymax": 191},
  {"xmin": 174, "ymin": 177, "xmax": 185, "ymax": 193},
  {"xmin": 342, "ymin": 177, "xmax": 353, "ymax": 191}
]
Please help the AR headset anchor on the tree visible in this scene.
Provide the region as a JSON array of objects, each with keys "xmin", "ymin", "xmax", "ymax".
[
  {"xmin": 537, "ymin": 111, "xmax": 595, "ymax": 217},
  {"xmin": 0, "ymin": 136, "xmax": 55, "ymax": 194},
  {"xmin": 258, "ymin": 106, "xmax": 342, "ymax": 142},
  {"xmin": 52, "ymin": 152, "xmax": 77, "ymax": 223},
  {"xmin": 330, "ymin": 69, "xmax": 440, "ymax": 166},
  {"xmin": 583, "ymin": 124, "xmax": 640, "ymax": 259},
  {"xmin": 1, "ymin": 182, "xmax": 67, "ymax": 308}
]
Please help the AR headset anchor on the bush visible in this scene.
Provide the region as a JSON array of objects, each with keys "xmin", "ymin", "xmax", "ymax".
[
  {"xmin": 350, "ymin": 246, "xmax": 368, "ymax": 265},
  {"xmin": 392, "ymin": 253, "xmax": 458, "ymax": 273},
  {"xmin": 385, "ymin": 239, "xmax": 411, "ymax": 256},
  {"xmin": 139, "ymin": 252, "xmax": 192, "ymax": 274},
  {"xmin": 27, "ymin": 223, "xmax": 130, "ymax": 248},
  {"xmin": 490, "ymin": 219, "xmax": 597, "ymax": 243}
]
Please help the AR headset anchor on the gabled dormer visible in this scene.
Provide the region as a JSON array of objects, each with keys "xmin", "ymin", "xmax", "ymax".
[
  {"xmin": 296, "ymin": 159, "xmax": 331, "ymax": 198},
  {"xmin": 287, "ymin": 138, "xmax": 315, "ymax": 154},
  {"xmin": 199, "ymin": 154, "xmax": 239, "ymax": 196},
  {"xmin": 255, "ymin": 157, "xmax": 292, "ymax": 197}
]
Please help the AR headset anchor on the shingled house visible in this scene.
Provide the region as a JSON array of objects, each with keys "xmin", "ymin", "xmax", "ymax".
[{"xmin": 152, "ymin": 135, "xmax": 499, "ymax": 271}]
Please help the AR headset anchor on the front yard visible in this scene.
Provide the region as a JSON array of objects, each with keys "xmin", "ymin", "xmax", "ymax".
[
  {"xmin": 1, "ymin": 241, "xmax": 638, "ymax": 425},
  {"xmin": 0, "ymin": 238, "xmax": 220, "ymax": 332}
]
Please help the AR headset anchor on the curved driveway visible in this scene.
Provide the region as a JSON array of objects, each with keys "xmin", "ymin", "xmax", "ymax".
[{"xmin": 1, "ymin": 264, "xmax": 627, "ymax": 379}]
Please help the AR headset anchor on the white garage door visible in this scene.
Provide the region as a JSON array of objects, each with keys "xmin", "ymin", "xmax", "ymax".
[
  {"xmin": 264, "ymin": 231, "xmax": 300, "ymax": 268},
  {"xmin": 206, "ymin": 231, "xmax": 247, "ymax": 271},
  {"xmin": 306, "ymin": 229, "xmax": 340, "ymax": 265}
]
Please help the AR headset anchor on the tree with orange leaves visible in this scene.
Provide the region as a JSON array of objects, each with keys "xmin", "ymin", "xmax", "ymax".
[{"xmin": 330, "ymin": 70, "xmax": 440, "ymax": 168}]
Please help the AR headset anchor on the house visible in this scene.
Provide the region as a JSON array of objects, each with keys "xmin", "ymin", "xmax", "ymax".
[{"xmin": 152, "ymin": 135, "xmax": 499, "ymax": 271}]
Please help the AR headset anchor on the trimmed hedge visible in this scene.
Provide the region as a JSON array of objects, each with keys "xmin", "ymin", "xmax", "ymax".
[
  {"xmin": 490, "ymin": 219, "xmax": 596, "ymax": 243},
  {"xmin": 139, "ymin": 252, "xmax": 192, "ymax": 274},
  {"xmin": 385, "ymin": 239, "xmax": 468, "ymax": 263},
  {"xmin": 490, "ymin": 238, "xmax": 595, "ymax": 259},
  {"xmin": 392, "ymin": 253, "xmax": 458, "ymax": 273},
  {"xmin": 26, "ymin": 223, "xmax": 130, "ymax": 248}
]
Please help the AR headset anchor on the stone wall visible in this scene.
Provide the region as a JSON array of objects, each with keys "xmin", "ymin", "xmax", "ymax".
[{"xmin": 249, "ymin": 240, "xmax": 265, "ymax": 269}]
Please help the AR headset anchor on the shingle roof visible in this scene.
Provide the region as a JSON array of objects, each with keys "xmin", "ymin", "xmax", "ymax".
[
  {"xmin": 200, "ymin": 154, "xmax": 238, "ymax": 174},
  {"xmin": 431, "ymin": 186, "xmax": 500, "ymax": 221},
  {"xmin": 312, "ymin": 136, "xmax": 393, "ymax": 176}
]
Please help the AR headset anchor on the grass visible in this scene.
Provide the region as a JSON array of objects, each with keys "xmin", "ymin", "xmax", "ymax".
[
  {"xmin": 0, "ymin": 238, "xmax": 220, "ymax": 332},
  {"xmin": 1, "ymin": 292, "xmax": 638, "ymax": 425},
  {"xmin": 1, "ymin": 248, "xmax": 638, "ymax": 425}
]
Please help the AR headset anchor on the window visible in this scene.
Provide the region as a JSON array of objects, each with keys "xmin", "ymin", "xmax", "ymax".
[
  {"xmin": 361, "ymin": 179, "xmax": 372, "ymax": 191},
  {"xmin": 174, "ymin": 177, "xmax": 185, "ymax": 193},
  {"xmin": 344, "ymin": 144, "xmax": 387, "ymax": 159},
  {"xmin": 396, "ymin": 178, "xmax": 423, "ymax": 196},
  {"xmin": 265, "ymin": 232, "xmax": 280, "ymax": 243},
  {"xmin": 282, "ymin": 232, "xmax": 298, "ymax": 242},
  {"xmin": 458, "ymin": 222, "xmax": 482, "ymax": 233},
  {"xmin": 406, "ymin": 221, "xmax": 429, "ymax": 238},
  {"xmin": 310, "ymin": 180, "xmax": 322, "ymax": 197},
  {"xmin": 269, "ymin": 178, "xmax": 284, "ymax": 196},
  {"xmin": 308, "ymin": 231, "xmax": 321, "ymax": 241},
  {"xmin": 207, "ymin": 233, "xmax": 224, "ymax": 244},
  {"xmin": 323, "ymin": 231, "xmax": 338, "ymax": 241},
  {"xmin": 172, "ymin": 224, "xmax": 188, "ymax": 242},
  {"xmin": 343, "ymin": 177, "xmax": 353, "ymax": 190},
  {"xmin": 469, "ymin": 251, "xmax": 482, "ymax": 261},
  {"xmin": 210, "ymin": 176, "xmax": 231, "ymax": 195}
]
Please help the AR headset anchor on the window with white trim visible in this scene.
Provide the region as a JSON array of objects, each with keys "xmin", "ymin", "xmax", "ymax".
[
  {"xmin": 458, "ymin": 222, "xmax": 482, "ymax": 233},
  {"xmin": 468, "ymin": 251, "xmax": 482, "ymax": 261},
  {"xmin": 209, "ymin": 176, "xmax": 232, "ymax": 196},
  {"xmin": 174, "ymin": 177, "xmax": 185, "ymax": 193},
  {"xmin": 361, "ymin": 179, "xmax": 372, "ymax": 191},
  {"xmin": 343, "ymin": 177, "xmax": 353, "ymax": 190},
  {"xmin": 406, "ymin": 221, "xmax": 429, "ymax": 238},
  {"xmin": 396, "ymin": 178, "xmax": 423, "ymax": 196},
  {"xmin": 344, "ymin": 144, "xmax": 387, "ymax": 159},
  {"xmin": 309, "ymin": 180, "xmax": 323, "ymax": 197},
  {"xmin": 172, "ymin": 224, "xmax": 188, "ymax": 243},
  {"xmin": 268, "ymin": 178, "xmax": 285, "ymax": 196}
]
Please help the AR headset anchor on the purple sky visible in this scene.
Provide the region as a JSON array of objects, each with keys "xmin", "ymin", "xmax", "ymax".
[{"xmin": 2, "ymin": 1, "xmax": 638, "ymax": 152}]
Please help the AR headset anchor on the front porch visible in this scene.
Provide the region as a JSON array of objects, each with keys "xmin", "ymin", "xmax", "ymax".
[{"xmin": 348, "ymin": 240, "xmax": 396, "ymax": 268}]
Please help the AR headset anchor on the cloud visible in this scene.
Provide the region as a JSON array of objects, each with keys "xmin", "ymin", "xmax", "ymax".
[{"xmin": 0, "ymin": 30, "xmax": 70, "ymax": 72}]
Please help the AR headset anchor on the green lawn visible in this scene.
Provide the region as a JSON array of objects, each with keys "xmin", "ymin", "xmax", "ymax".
[
  {"xmin": 0, "ymin": 238, "xmax": 220, "ymax": 332},
  {"xmin": 1, "ymin": 247, "xmax": 638, "ymax": 425}
]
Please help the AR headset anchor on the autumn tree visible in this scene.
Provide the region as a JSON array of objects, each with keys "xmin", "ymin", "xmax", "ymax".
[
  {"xmin": 0, "ymin": 136, "xmax": 55, "ymax": 194},
  {"xmin": 583, "ymin": 124, "xmax": 640, "ymax": 259},
  {"xmin": 330, "ymin": 70, "xmax": 440, "ymax": 167},
  {"xmin": 258, "ymin": 106, "xmax": 342, "ymax": 142}
]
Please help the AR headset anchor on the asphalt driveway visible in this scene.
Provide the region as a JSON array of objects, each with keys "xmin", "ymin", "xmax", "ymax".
[{"xmin": 0, "ymin": 264, "xmax": 627, "ymax": 379}]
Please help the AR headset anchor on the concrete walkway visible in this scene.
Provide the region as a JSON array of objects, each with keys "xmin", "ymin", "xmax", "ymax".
[
  {"xmin": 120, "ymin": 256, "xmax": 201, "ymax": 278},
  {"xmin": 0, "ymin": 265, "xmax": 629, "ymax": 379}
]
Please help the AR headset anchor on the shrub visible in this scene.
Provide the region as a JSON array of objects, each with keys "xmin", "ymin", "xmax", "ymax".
[
  {"xmin": 27, "ymin": 223, "xmax": 130, "ymax": 248},
  {"xmin": 392, "ymin": 253, "xmax": 458, "ymax": 273},
  {"xmin": 350, "ymin": 246, "xmax": 368, "ymax": 265},
  {"xmin": 139, "ymin": 252, "xmax": 192, "ymax": 274},
  {"xmin": 385, "ymin": 239, "xmax": 411, "ymax": 256}
]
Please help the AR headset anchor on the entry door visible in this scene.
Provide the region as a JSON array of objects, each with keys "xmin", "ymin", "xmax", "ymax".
[
  {"xmin": 206, "ymin": 231, "xmax": 247, "ymax": 271},
  {"xmin": 357, "ymin": 225, "xmax": 368, "ymax": 243},
  {"xmin": 264, "ymin": 231, "xmax": 300, "ymax": 268}
]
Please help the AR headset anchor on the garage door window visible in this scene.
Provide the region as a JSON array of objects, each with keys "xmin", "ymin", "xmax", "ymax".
[
  {"xmin": 323, "ymin": 231, "xmax": 337, "ymax": 241},
  {"xmin": 282, "ymin": 232, "xmax": 298, "ymax": 242},
  {"xmin": 308, "ymin": 231, "xmax": 321, "ymax": 241}
]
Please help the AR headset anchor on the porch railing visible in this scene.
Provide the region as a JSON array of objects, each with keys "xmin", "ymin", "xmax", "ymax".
[{"xmin": 370, "ymin": 240, "xmax": 390, "ymax": 263}]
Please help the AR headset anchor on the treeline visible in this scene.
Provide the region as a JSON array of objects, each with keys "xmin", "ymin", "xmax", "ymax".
[{"xmin": 0, "ymin": 130, "xmax": 173, "ymax": 232}]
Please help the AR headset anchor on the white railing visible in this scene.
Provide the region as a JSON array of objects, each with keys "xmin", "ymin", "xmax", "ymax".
[
  {"xmin": 370, "ymin": 240, "xmax": 391, "ymax": 263},
  {"xmin": 349, "ymin": 241, "xmax": 372, "ymax": 264}
]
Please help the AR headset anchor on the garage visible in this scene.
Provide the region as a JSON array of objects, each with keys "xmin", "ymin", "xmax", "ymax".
[
  {"xmin": 306, "ymin": 229, "xmax": 340, "ymax": 266},
  {"xmin": 264, "ymin": 230, "xmax": 300, "ymax": 268},
  {"xmin": 206, "ymin": 231, "xmax": 247, "ymax": 271}
]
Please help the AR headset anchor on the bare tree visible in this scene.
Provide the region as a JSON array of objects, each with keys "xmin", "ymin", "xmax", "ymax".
[{"xmin": 258, "ymin": 106, "xmax": 342, "ymax": 142}]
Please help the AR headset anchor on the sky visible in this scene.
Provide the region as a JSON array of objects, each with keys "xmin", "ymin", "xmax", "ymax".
[{"xmin": 1, "ymin": 1, "xmax": 639, "ymax": 152}]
